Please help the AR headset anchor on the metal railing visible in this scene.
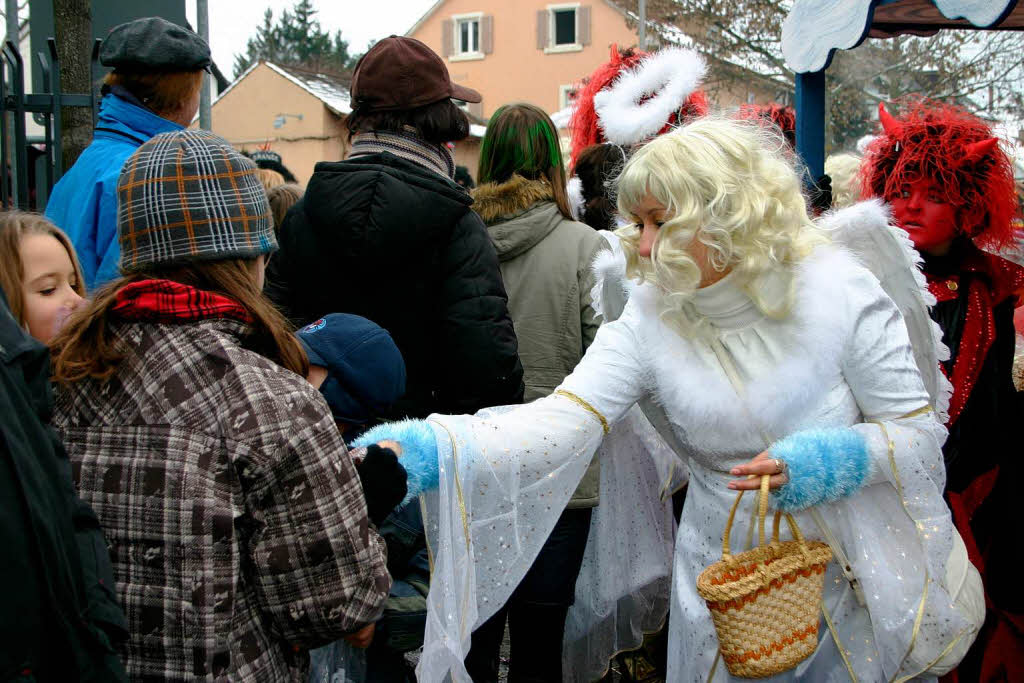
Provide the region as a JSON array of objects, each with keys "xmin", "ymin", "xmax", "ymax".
[{"xmin": 1, "ymin": 37, "xmax": 101, "ymax": 209}]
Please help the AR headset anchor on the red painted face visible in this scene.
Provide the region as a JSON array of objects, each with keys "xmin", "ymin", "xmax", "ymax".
[{"xmin": 890, "ymin": 179, "xmax": 959, "ymax": 255}]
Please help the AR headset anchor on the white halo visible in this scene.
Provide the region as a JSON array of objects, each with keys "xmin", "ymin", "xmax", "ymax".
[{"xmin": 592, "ymin": 47, "xmax": 707, "ymax": 146}]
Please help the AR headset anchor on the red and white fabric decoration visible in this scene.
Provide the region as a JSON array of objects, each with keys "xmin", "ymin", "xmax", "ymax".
[{"xmin": 592, "ymin": 47, "xmax": 707, "ymax": 147}]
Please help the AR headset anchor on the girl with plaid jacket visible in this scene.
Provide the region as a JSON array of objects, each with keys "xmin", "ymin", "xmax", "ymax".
[{"xmin": 49, "ymin": 130, "xmax": 392, "ymax": 681}]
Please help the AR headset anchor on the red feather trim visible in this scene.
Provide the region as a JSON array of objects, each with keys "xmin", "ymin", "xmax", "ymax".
[{"xmin": 736, "ymin": 103, "xmax": 797, "ymax": 150}]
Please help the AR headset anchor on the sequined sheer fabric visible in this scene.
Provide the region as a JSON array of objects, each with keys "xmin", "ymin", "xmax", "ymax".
[
  {"xmin": 416, "ymin": 246, "xmax": 969, "ymax": 682},
  {"xmin": 563, "ymin": 405, "xmax": 684, "ymax": 682}
]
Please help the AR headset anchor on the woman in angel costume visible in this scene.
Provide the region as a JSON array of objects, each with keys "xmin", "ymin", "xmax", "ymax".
[
  {"xmin": 563, "ymin": 44, "xmax": 712, "ymax": 682},
  {"xmin": 356, "ymin": 117, "xmax": 978, "ymax": 681},
  {"xmin": 861, "ymin": 100, "xmax": 1024, "ymax": 682}
]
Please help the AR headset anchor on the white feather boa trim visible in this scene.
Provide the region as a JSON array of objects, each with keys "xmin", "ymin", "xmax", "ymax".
[
  {"xmin": 567, "ymin": 176, "xmax": 584, "ymax": 221},
  {"xmin": 592, "ymin": 47, "xmax": 707, "ymax": 146}
]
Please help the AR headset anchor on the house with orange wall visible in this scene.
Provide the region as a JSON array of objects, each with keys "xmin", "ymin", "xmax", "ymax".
[
  {"xmin": 408, "ymin": 0, "xmax": 643, "ymax": 122},
  {"xmin": 406, "ymin": 0, "xmax": 785, "ymax": 126},
  {"xmin": 202, "ymin": 61, "xmax": 484, "ymax": 186}
]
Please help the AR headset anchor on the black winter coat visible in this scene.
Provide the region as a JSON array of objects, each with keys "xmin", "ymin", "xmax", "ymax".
[
  {"xmin": 0, "ymin": 292, "xmax": 127, "ymax": 682},
  {"xmin": 266, "ymin": 152, "xmax": 525, "ymax": 418}
]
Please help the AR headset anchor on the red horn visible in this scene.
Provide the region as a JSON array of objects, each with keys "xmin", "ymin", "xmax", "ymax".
[
  {"xmin": 961, "ymin": 138, "xmax": 998, "ymax": 165},
  {"xmin": 878, "ymin": 103, "xmax": 898, "ymax": 136}
]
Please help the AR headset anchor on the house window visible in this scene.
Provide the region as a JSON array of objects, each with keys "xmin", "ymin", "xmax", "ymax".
[
  {"xmin": 447, "ymin": 12, "xmax": 491, "ymax": 61},
  {"xmin": 457, "ymin": 16, "xmax": 480, "ymax": 55},
  {"xmin": 552, "ymin": 8, "xmax": 576, "ymax": 45},
  {"xmin": 559, "ymin": 84, "xmax": 577, "ymax": 110},
  {"xmin": 539, "ymin": 5, "xmax": 589, "ymax": 54}
]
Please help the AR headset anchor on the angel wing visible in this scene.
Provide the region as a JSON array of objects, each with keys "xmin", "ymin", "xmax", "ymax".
[{"xmin": 818, "ymin": 198, "xmax": 952, "ymax": 422}]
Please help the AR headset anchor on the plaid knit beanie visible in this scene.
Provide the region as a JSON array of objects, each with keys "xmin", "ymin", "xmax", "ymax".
[{"xmin": 117, "ymin": 129, "xmax": 276, "ymax": 272}]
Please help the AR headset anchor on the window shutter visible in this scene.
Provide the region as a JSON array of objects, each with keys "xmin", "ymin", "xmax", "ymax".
[
  {"xmin": 578, "ymin": 6, "xmax": 591, "ymax": 46},
  {"xmin": 536, "ymin": 10, "xmax": 549, "ymax": 50},
  {"xmin": 481, "ymin": 15, "xmax": 494, "ymax": 54},
  {"xmin": 441, "ymin": 19, "xmax": 453, "ymax": 57}
]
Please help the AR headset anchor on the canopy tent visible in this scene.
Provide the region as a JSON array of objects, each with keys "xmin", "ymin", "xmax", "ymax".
[{"xmin": 781, "ymin": 0, "xmax": 1024, "ymax": 179}]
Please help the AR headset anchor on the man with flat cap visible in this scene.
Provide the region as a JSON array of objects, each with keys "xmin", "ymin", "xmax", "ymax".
[{"xmin": 46, "ymin": 17, "xmax": 210, "ymax": 290}]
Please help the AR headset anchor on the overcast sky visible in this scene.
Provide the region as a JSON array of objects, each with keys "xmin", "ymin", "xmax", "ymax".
[{"xmin": 185, "ymin": 0, "xmax": 437, "ymax": 75}]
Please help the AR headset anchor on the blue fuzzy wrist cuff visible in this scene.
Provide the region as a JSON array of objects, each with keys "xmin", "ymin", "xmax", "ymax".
[
  {"xmin": 770, "ymin": 427, "xmax": 870, "ymax": 512},
  {"xmin": 352, "ymin": 419, "xmax": 440, "ymax": 507}
]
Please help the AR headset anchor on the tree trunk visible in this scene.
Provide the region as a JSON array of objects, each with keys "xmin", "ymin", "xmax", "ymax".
[{"xmin": 53, "ymin": 0, "xmax": 92, "ymax": 170}]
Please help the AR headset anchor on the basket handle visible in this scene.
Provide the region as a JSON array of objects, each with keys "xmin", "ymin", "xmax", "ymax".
[
  {"xmin": 722, "ymin": 475, "xmax": 771, "ymax": 559},
  {"xmin": 770, "ymin": 507, "xmax": 814, "ymax": 561}
]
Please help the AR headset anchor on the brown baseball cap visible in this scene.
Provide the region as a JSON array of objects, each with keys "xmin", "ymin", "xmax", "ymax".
[{"xmin": 351, "ymin": 35, "xmax": 482, "ymax": 112}]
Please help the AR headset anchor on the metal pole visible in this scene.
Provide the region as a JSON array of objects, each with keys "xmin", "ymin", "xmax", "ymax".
[
  {"xmin": 4, "ymin": 0, "xmax": 17, "ymax": 44},
  {"xmin": 638, "ymin": 0, "xmax": 646, "ymax": 50},
  {"xmin": 5, "ymin": 0, "xmax": 17, "ymax": 205},
  {"xmin": 197, "ymin": 0, "xmax": 211, "ymax": 130},
  {"xmin": 795, "ymin": 70, "xmax": 826, "ymax": 182}
]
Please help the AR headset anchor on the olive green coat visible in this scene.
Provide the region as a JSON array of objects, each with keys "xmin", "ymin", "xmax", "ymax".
[{"xmin": 473, "ymin": 175, "xmax": 606, "ymax": 508}]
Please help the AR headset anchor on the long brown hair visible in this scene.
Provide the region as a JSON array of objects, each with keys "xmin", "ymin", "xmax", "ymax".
[
  {"xmin": 477, "ymin": 103, "xmax": 573, "ymax": 220},
  {"xmin": 51, "ymin": 258, "xmax": 308, "ymax": 384},
  {"xmin": 346, "ymin": 97, "xmax": 470, "ymax": 144},
  {"xmin": 574, "ymin": 143, "xmax": 626, "ymax": 231},
  {"xmin": 266, "ymin": 183, "xmax": 303, "ymax": 238},
  {"xmin": 0, "ymin": 211, "xmax": 85, "ymax": 325}
]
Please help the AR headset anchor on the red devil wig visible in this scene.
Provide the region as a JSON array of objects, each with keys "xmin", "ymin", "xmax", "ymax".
[
  {"xmin": 568, "ymin": 45, "xmax": 708, "ymax": 170},
  {"xmin": 862, "ymin": 99, "xmax": 1018, "ymax": 250},
  {"xmin": 737, "ymin": 103, "xmax": 797, "ymax": 150}
]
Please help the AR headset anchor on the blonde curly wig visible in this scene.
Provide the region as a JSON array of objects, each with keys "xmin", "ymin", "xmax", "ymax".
[
  {"xmin": 824, "ymin": 153, "xmax": 863, "ymax": 209},
  {"xmin": 615, "ymin": 117, "xmax": 826, "ymax": 332}
]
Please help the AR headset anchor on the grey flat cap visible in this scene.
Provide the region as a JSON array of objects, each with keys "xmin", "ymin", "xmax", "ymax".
[{"xmin": 101, "ymin": 17, "xmax": 211, "ymax": 72}]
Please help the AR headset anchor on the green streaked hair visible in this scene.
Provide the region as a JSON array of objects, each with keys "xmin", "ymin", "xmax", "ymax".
[{"xmin": 477, "ymin": 103, "xmax": 573, "ymax": 220}]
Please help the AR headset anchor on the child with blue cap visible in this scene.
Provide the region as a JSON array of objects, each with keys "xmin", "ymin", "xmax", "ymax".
[{"xmin": 298, "ymin": 314, "xmax": 431, "ymax": 683}]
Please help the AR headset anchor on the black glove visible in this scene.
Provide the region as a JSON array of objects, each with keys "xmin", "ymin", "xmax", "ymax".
[
  {"xmin": 354, "ymin": 444, "xmax": 408, "ymax": 526},
  {"xmin": 808, "ymin": 174, "xmax": 833, "ymax": 215}
]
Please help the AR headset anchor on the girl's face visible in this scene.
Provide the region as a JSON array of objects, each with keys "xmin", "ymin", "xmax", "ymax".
[
  {"xmin": 628, "ymin": 192, "xmax": 725, "ymax": 287},
  {"xmin": 20, "ymin": 233, "xmax": 84, "ymax": 343},
  {"xmin": 630, "ymin": 192, "xmax": 669, "ymax": 259}
]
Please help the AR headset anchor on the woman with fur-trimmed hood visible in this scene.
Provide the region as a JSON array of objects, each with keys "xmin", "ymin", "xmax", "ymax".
[{"xmin": 465, "ymin": 102, "xmax": 606, "ymax": 682}]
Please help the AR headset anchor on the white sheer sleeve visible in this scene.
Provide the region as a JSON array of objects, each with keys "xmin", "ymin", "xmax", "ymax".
[
  {"xmin": 416, "ymin": 317, "xmax": 648, "ymax": 682},
  {"xmin": 820, "ymin": 269, "xmax": 977, "ymax": 680}
]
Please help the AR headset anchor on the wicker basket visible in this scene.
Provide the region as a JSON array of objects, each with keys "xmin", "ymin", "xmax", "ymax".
[{"xmin": 697, "ymin": 476, "xmax": 833, "ymax": 678}]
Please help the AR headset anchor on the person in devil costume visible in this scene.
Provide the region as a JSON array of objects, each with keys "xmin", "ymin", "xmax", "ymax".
[{"xmin": 863, "ymin": 100, "xmax": 1024, "ymax": 683}]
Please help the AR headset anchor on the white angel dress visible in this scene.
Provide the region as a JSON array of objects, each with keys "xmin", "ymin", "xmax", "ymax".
[
  {"xmin": 561, "ymin": 230, "xmax": 687, "ymax": 682},
  {"xmin": 413, "ymin": 238, "xmax": 972, "ymax": 682}
]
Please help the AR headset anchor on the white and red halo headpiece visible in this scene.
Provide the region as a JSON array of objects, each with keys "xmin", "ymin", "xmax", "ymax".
[{"xmin": 567, "ymin": 44, "xmax": 709, "ymax": 169}]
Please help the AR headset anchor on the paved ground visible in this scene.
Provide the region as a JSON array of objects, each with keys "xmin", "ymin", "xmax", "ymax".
[{"xmin": 406, "ymin": 626, "xmax": 627, "ymax": 681}]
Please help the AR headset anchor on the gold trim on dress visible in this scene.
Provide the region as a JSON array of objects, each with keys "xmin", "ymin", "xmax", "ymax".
[
  {"xmin": 874, "ymin": 419, "xmax": 967, "ymax": 683},
  {"xmin": 897, "ymin": 405, "xmax": 933, "ymax": 420},
  {"xmin": 554, "ymin": 389, "xmax": 610, "ymax": 434}
]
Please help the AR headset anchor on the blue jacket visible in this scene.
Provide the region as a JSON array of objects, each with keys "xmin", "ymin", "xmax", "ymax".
[{"xmin": 45, "ymin": 93, "xmax": 181, "ymax": 291}]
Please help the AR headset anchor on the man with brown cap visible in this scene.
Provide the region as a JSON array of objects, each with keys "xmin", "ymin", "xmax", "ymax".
[{"xmin": 267, "ymin": 36, "xmax": 524, "ymax": 423}]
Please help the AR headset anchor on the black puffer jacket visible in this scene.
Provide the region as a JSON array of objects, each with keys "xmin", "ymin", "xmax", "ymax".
[
  {"xmin": 0, "ymin": 292, "xmax": 127, "ymax": 682},
  {"xmin": 267, "ymin": 152, "xmax": 524, "ymax": 418}
]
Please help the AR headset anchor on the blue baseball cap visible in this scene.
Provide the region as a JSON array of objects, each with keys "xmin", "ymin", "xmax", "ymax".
[{"xmin": 297, "ymin": 314, "xmax": 406, "ymax": 424}]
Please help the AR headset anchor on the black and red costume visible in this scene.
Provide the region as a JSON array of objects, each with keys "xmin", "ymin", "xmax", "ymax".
[{"xmin": 864, "ymin": 100, "xmax": 1024, "ymax": 683}]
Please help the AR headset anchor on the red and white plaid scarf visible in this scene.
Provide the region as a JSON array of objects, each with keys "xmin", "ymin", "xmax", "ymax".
[{"xmin": 111, "ymin": 279, "xmax": 254, "ymax": 325}]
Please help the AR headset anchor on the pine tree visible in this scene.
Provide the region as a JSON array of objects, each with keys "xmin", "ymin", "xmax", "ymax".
[{"xmin": 233, "ymin": 1, "xmax": 354, "ymax": 79}]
